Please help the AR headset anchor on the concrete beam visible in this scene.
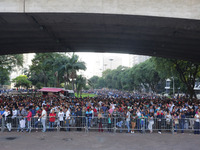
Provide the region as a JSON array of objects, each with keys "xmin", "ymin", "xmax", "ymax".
[
  {"xmin": 0, "ymin": 0, "xmax": 24, "ymax": 12},
  {"xmin": 0, "ymin": 0, "xmax": 200, "ymax": 20}
]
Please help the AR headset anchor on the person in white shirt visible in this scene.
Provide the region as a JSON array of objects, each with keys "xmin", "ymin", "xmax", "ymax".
[
  {"xmin": 126, "ymin": 109, "xmax": 131, "ymax": 133},
  {"xmin": 136, "ymin": 109, "xmax": 141, "ymax": 130},
  {"xmin": 110, "ymin": 102, "xmax": 116, "ymax": 110},
  {"xmin": 3, "ymin": 108, "xmax": 12, "ymax": 132},
  {"xmin": 65, "ymin": 108, "xmax": 71, "ymax": 131},
  {"xmin": 12, "ymin": 107, "xmax": 18, "ymax": 127},
  {"xmin": 3, "ymin": 108, "xmax": 10, "ymax": 120},
  {"xmin": 41, "ymin": 107, "xmax": 47, "ymax": 132},
  {"xmin": 58, "ymin": 109, "xmax": 64, "ymax": 130},
  {"xmin": 12, "ymin": 107, "xmax": 17, "ymax": 118},
  {"xmin": 165, "ymin": 111, "xmax": 172, "ymax": 131},
  {"xmin": 194, "ymin": 110, "xmax": 200, "ymax": 134}
]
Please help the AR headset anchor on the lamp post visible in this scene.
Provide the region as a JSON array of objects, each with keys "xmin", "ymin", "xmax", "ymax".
[
  {"xmin": 103, "ymin": 64, "xmax": 107, "ymax": 71},
  {"xmin": 172, "ymin": 77, "xmax": 175, "ymax": 96},
  {"xmin": 109, "ymin": 58, "xmax": 114, "ymax": 70}
]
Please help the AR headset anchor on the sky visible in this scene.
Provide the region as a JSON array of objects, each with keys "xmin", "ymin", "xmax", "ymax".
[
  {"xmin": 73, "ymin": 52, "xmax": 131, "ymax": 78},
  {"xmin": 15, "ymin": 52, "xmax": 143, "ymax": 79}
]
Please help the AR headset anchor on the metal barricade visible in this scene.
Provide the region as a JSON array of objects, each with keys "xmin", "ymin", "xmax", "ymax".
[
  {"xmin": 172, "ymin": 118, "xmax": 198, "ymax": 133},
  {"xmin": 1, "ymin": 116, "xmax": 5, "ymax": 132},
  {"xmin": 60, "ymin": 116, "xmax": 86, "ymax": 132},
  {"xmin": 0, "ymin": 116, "xmax": 199, "ymax": 134},
  {"xmin": 86, "ymin": 116, "xmax": 114, "ymax": 132}
]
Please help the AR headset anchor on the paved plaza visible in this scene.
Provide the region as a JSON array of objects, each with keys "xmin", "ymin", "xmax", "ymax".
[{"xmin": 0, "ymin": 132, "xmax": 199, "ymax": 150}]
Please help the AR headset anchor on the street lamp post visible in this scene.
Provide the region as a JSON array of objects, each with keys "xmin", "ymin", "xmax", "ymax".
[
  {"xmin": 109, "ymin": 58, "xmax": 114, "ymax": 70},
  {"xmin": 103, "ymin": 64, "xmax": 107, "ymax": 71},
  {"xmin": 172, "ymin": 77, "xmax": 175, "ymax": 96}
]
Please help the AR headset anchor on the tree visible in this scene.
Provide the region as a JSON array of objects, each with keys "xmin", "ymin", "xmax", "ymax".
[
  {"xmin": 55, "ymin": 55, "xmax": 71, "ymax": 89},
  {"xmin": 75, "ymin": 75, "xmax": 86, "ymax": 97},
  {"xmin": 88, "ymin": 76, "xmax": 99, "ymax": 89},
  {"xmin": 0, "ymin": 54, "xmax": 23, "ymax": 70},
  {"xmin": 68, "ymin": 53, "xmax": 86, "ymax": 90},
  {"xmin": 12, "ymin": 75, "xmax": 32, "ymax": 89},
  {"xmin": 89, "ymin": 66, "xmax": 133, "ymax": 90},
  {"xmin": 29, "ymin": 52, "xmax": 87, "ymax": 90},
  {"xmin": 130, "ymin": 59, "xmax": 163, "ymax": 93},
  {"xmin": 0, "ymin": 54, "xmax": 23, "ymax": 85},
  {"xmin": 0, "ymin": 68, "xmax": 10, "ymax": 85},
  {"xmin": 29, "ymin": 53, "xmax": 66, "ymax": 88},
  {"xmin": 153, "ymin": 57, "xmax": 200, "ymax": 99}
]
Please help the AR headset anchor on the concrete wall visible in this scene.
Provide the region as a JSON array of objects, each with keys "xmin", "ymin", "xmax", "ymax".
[{"xmin": 0, "ymin": 0, "xmax": 200, "ymax": 19}]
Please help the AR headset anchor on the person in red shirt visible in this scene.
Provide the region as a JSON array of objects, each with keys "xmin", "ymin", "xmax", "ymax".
[
  {"xmin": 49, "ymin": 110, "xmax": 56, "ymax": 131},
  {"xmin": 26, "ymin": 108, "xmax": 32, "ymax": 132},
  {"xmin": 157, "ymin": 110, "xmax": 163, "ymax": 134},
  {"xmin": 93, "ymin": 107, "xmax": 98, "ymax": 117}
]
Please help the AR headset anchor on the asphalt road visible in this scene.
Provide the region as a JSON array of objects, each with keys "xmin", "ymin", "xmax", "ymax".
[{"xmin": 0, "ymin": 132, "xmax": 199, "ymax": 150}]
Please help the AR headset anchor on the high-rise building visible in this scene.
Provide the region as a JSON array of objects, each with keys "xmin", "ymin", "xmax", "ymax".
[
  {"xmin": 129, "ymin": 55, "xmax": 150, "ymax": 67},
  {"xmin": 23, "ymin": 53, "xmax": 35, "ymax": 67},
  {"xmin": 77, "ymin": 53, "xmax": 130, "ymax": 78},
  {"xmin": 103, "ymin": 55, "xmax": 123, "ymax": 70}
]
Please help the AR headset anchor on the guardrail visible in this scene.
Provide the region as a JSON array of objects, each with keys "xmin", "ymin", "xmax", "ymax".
[{"xmin": 1, "ymin": 116, "xmax": 200, "ymax": 134}]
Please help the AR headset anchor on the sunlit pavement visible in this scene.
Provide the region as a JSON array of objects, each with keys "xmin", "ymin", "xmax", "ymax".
[{"xmin": 0, "ymin": 132, "xmax": 199, "ymax": 150}]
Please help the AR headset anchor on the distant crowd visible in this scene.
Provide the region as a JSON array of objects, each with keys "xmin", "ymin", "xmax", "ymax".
[{"xmin": 0, "ymin": 89, "xmax": 200, "ymax": 134}]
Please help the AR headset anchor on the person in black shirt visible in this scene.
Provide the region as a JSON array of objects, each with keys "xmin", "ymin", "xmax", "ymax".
[{"xmin": 75, "ymin": 107, "xmax": 82, "ymax": 131}]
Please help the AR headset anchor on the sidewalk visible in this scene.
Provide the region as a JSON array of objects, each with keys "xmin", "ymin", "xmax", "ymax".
[{"xmin": 0, "ymin": 132, "xmax": 199, "ymax": 150}]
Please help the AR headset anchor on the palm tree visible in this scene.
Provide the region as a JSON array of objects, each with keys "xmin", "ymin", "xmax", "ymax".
[
  {"xmin": 75, "ymin": 75, "xmax": 86, "ymax": 97},
  {"xmin": 54, "ymin": 55, "xmax": 70, "ymax": 88},
  {"xmin": 53, "ymin": 53, "xmax": 86, "ymax": 90},
  {"xmin": 68, "ymin": 53, "xmax": 86, "ymax": 91}
]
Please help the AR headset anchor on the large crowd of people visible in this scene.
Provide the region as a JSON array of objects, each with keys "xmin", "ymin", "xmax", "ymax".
[{"xmin": 0, "ymin": 89, "xmax": 200, "ymax": 134}]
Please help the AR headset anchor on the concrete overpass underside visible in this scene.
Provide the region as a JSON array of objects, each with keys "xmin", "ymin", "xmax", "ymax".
[{"xmin": 0, "ymin": 13, "xmax": 200, "ymax": 61}]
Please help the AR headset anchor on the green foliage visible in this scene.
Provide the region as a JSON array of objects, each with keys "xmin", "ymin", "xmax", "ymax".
[
  {"xmin": 29, "ymin": 53, "xmax": 63, "ymax": 88},
  {"xmin": 153, "ymin": 57, "xmax": 200, "ymax": 99},
  {"xmin": 0, "ymin": 54, "xmax": 23, "ymax": 85},
  {"xmin": 130, "ymin": 58, "xmax": 163, "ymax": 93},
  {"xmin": 29, "ymin": 52, "xmax": 86, "ymax": 90},
  {"xmin": 89, "ymin": 59, "xmax": 164, "ymax": 93},
  {"xmin": 0, "ymin": 54, "xmax": 23, "ymax": 71},
  {"xmin": 0, "ymin": 68, "xmax": 10, "ymax": 85},
  {"xmin": 12, "ymin": 75, "xmax": 32, "ymax": 89},
  {"xmin": 89, "ymin": 66, "xmax": 134, "ymax": 91},
  {"xmin": 67, "ymin": 53, "xmax": 86, "ymax": 90},
  {"xmin": 88, "ymin": 76, "xmax": 99, "ymax": 89},
  {"xmin": 75, "ymin": 75, "xmax": 87, "ymax": 97},
  {"xmin": 75, "ymin": 93, "xmax": 97, "ymax": 98}
]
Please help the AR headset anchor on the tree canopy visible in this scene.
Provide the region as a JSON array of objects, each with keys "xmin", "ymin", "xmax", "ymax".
[
  {"xmin": 89, "ymin": 57, "xmax": 200, "ymax": 99},
  {"xmin": 153, "ymin": 57, "xmax": 200, "ymax": 99},
  {"xmin": 28, "ymin": 53, "xmax": 86, "ymax": 89},
  {"xmin": 0, "ymin": 54, "xmax": 23, "ymax": 85},
  {"xmin": 12, "ymin": 75, "xmax": 32, "ymax": 89}
]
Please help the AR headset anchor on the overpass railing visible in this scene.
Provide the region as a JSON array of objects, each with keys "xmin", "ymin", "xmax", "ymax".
[{"xmin": 1, "ymin": 116, "xmax": 200, "ymax": 134}]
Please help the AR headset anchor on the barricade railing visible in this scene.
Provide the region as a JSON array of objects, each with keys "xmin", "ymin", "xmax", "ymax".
[{"xmin": 1, "ymin": 116, "xmax": 200, "ymax": 134}]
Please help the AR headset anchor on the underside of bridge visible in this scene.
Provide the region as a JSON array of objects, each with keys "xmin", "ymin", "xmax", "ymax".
[{"xmin": 0, "ymin": 13, "xmax": 200, "ymax": 61}]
